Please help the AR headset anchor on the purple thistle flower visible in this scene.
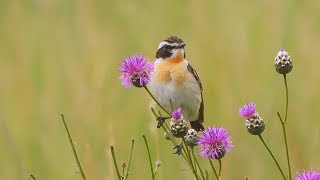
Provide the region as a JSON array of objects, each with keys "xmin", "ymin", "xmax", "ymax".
[
  {"xmin": 120, "ymin": 55, "xmax": 154, "ymax": 88},
  {"xmin": 239, "ymin": 102, "xmax": 257, "ymax": 118},
  {"xmin": 198, "ymin": 127, "xmax": 233, "ymax": 160},
  {"xmin": 172, "ymin": 108, "xmax": 182, "ymax": 121},
  {"xmin": 296, "ymin": 170, "xmax": 320, "ymax": 180}
]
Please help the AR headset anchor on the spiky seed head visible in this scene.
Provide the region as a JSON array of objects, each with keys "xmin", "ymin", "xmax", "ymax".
[
  {"xmin": 275, "ymin": 48, "xmax": 293, "ymax": 74},
  {"xmin": 245, "ymin": 114, "xmax": 265, "ymax": 135},
  {"xmin": 170, "ymin": 119, "xmax": 188, "ymax": 138},
  {"xmin": 184, "ymin": 129, "xmax": 199, "ymax": 147}
]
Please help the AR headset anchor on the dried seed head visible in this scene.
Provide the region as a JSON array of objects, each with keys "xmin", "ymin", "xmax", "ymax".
[
  {"xmin": 275, "ymin": 49, "xmax": 293, "ymax": 74},
  {"xmin": 245, "ymin": 114, "xmax": 265, "ymax": 135},
  {"xmin": 184, "ymin": 129, "xmax": 199, "ymax": 147}
]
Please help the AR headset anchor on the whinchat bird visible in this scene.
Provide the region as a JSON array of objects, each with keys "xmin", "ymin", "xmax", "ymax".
[{"xmin": 149, "ymin": 36, "xmax": 204, "ymax": 131}]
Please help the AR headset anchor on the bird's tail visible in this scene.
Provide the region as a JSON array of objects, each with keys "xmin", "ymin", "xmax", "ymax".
[{"xmin": 190, "ymin": 120, "xmax": 204, "ymax": 131}]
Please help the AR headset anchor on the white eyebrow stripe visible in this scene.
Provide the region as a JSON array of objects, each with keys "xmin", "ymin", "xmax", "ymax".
[
  {"xmin": 158, "ymin": 42, "xmax": 180, "ymax": 49},
  {"xmin": 158, "ymin": 42, "xmax": 169, "ymax": 49}
]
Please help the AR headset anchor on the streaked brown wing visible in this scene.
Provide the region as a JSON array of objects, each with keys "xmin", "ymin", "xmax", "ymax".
[{"xmin": 187, "ymin": 64, "xmax": 204, "ymax": 123}]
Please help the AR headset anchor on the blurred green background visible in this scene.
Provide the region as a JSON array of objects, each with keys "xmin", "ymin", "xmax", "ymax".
[{"xmin": 1, "ymin": 0, "xmax": 320, "ymax": 179}]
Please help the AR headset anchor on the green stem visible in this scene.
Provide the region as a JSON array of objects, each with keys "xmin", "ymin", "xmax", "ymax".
[
  {"xmin": 218, "ymin": 159, "xmax": 222, "ymax": 177},
  {"xmin": 61, "ymin": 114, "xmax": 86, "ymax": 180},
  {"xmin": 30, "ymin": 174, "xmax": 36, "ymax": 180},
  {"xmin": 110, "ymin": 146, "xmax": 122, "ymax": 180},
  {"xmin": 182, "ymin": 139, "xmax": 199, "ymax": 180},
  {"xmin": 284, "ymin": 74, "xmax": 292, "ymax": 180},
  {"xmin": 209, "ymin": 159, "xmax": 219, "ymax": 180},
  {"xmin": 143, "ymin": 135, "xmax": 155, "ymax": 180},
  {"xmin": 150, "ymin": 108, "xmax": 190, "ymax": 165},
  {"xmin": 124, "ymin": 140, "xmax": 135, "ymax": 179},
  {"xmin": 192, "ymin": 148, "xmax": 205, "ymax": 180},
  {"xmin": 277, "ymin": 112, "xmax": 292, "ymax": 180},
  {"xmin": 122, "ymin": 165, "xmax": 125, "ymax": 180},
  {"xmin": 144, "ymin": 85, "xmax": 171, "ymax": 116},
  {"xmin": 283, "ymin": 74, "xmax": 289, "ymax": 123},
  {"xmin": 258, "ymin": 134, "xmax": 286, "ymax": 180}
]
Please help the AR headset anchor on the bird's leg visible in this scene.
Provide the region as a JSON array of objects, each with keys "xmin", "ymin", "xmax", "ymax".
[
  {"xmin": 156, "ymin": 116, "xmax": 170, "ymax": 128},
  {"xmin": 173, "ymin": 142, "xmax": 183, "ymax": 155}
]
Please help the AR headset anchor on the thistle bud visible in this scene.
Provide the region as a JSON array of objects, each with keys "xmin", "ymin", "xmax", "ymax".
[
  {"xmin": 275, "ymin": 49, "xmax": 293, "ymax": 74},
  {"xmin": 239, "ymin": 102, "xmax": 265, "ymax": 135},
  {"xmin": 184, "ymin": 129, "xmax": 199, "ymax": 147},
  {"xmin": 245, "ymin": 113, "xmax": 265, "ymax": 135},
  {"xmin": 170, "ymin": 108, "xmax": 188, "ymax": 138}
]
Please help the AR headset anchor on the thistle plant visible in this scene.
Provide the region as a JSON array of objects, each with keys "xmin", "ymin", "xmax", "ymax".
[
  {"xmin": 113, "ymin": 50, "xmax": 319, "ymax": 180},
  {"xmin": 239, "ymin": 102, "xmax": 265, "ymax": 135},
  {"xmin": 120, "ymin": 55, "xmax": 154, "ymax": 88},
  {"xmin": 198, "ymin": 127, "xmax": 233, "ymax": 179},
  {"xmin": 239, "ymin": 103, "xmax": 286, "ymax": 179},
  {"xmin": 237, "ymin": 49, "xmax": 297, "ymax": 180},
  {"xmin": 117, "ymin": 54, "xmax": 237, "ymax": 180},
  {"xmin": 53, "ymin": 47, "xmax": 319, "ymax": 180},
  {"xmin": 275, "ymin": 48, "xmax": 293, "ymax": 180}
]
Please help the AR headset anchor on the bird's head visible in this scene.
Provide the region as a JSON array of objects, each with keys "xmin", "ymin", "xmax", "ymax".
[{"xmin": 156, "ymin": 36, "xmax": 186, "ymax": 62}]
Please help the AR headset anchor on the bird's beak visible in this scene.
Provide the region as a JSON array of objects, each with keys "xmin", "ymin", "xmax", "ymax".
[{"xmin": 177, "ymin": 43, "xmax": 186, "ymax": 48}]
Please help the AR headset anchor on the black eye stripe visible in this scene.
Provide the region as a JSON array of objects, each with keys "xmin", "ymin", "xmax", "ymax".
[
  {"xmin": 156, "ymin": 48, "xmax": 173, "ymax": 59},
  {"xmin": 163, "ymin": 45, "xmax": 174, "ymax": 49}
]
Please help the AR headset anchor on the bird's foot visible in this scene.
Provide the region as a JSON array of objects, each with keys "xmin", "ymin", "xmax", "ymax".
[
  {"xmin": 156, "ymin": 116, "xmax": 170, "ymax": 128},
  {"xmin": 173, "ymin": 142, "xmax": 183, "ymax": 155}
]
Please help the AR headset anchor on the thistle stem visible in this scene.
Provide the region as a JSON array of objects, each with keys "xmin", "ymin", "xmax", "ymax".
[
  {"xmin": 284, "ymin": 74, "xmax": 292, "ymax": 180},
  {"xmin": 144, "ymin": 85, "xmax": 171, "ymax": 116},
  {"xmin": 110, "ymin": 146, "xmax": 122, "ymax": 180},
  {"xmin": 192, "ymin": 147, "xmax": 205, "ymax": 180},
  {"xmin": 61, "ymin": 114, "xmax": 86, "ymax": 180},
  {"xmin": 182, "ymin": 138, "xmax": 199, "ymax": 180},
  {"xmin": 218, "ymin": 159, "xmax": 222, "ymax": 177},
  {"xmin": 209, "ymin": 159, "xmax": 219, "ymax": 180},
  {"xmin": 143, "ymin": 135, "xmax": 155, "ymax": 180},
  {"xmin": 151, "ymin": 108, "xmax": 191, "ymax": 163},
  {"xmin": 122, "ymin": 165, "xmax": 125, "ymax": 180},
  {"xmin": 277, "ymin": 112, "xmax": 292, "ymax": 180},
  {"xmin": 258, "ymin": 134, "xmax": 286, "ymax": 180},
  {"xmin": 283, "ymin": 74, "xmax": 289, "ymax": 123},
  {"xmin": 124, "ymin": 140, "xmax": 135, "ymax": 179},
  {"xmin": 30, "ymin": 174, "xmax": 36, "ymax": 180}
]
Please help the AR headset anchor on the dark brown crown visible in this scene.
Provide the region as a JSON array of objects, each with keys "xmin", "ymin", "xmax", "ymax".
[{"xmin": 164, "ymin": 36, "xmax": 184, "ymax": 44}]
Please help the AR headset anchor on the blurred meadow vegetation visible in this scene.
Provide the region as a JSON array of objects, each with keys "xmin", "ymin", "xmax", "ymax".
[{"xmin": 1, "ymin": 0, "xmax": 320, "ymax": 179}]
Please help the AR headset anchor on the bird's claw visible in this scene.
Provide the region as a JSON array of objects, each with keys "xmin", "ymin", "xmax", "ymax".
[
  {"xmin": 173, "ymin": 142, "xmax": 183, "ymax": 155},
  {"xmin": 156, "ymin": 116, "xmax": 170, "ymax": 128}
]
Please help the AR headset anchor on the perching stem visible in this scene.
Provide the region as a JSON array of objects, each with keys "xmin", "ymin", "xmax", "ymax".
[{"xmin": 144, "ymin": 85, "xmax": 171, "ymax": 116}]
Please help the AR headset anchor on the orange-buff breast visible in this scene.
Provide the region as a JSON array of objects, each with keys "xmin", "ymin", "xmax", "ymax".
[{"xmin": 153, "ymin": 54, "xmax": 188, "ymax": 87}]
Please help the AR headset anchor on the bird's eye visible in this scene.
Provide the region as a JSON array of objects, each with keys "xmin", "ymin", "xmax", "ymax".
[{"xmin": 163, "ymin": 45, "xmax": 173, "ymax": 49}]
